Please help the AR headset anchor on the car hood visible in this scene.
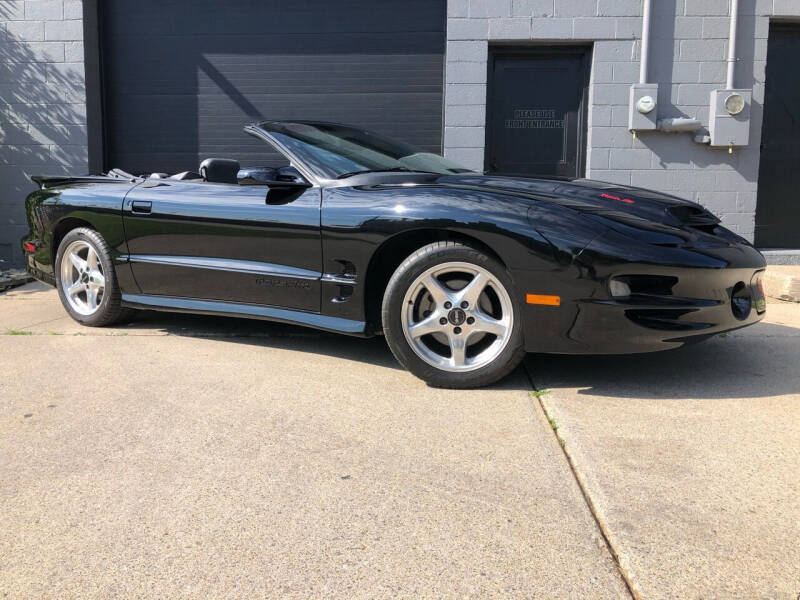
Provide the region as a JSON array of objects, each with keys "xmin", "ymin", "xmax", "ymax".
[{"xmin": 434, "ymin": 174, "xmax": 720, "ymax": 232}]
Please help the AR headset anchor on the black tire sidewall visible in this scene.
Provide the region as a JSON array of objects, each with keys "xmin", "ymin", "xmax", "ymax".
[
  {"xmin": 54, "ymin": 228, "xmax": 120, "ymax": 327},
  {"xmin": 382, "ymin": 242, "xmax": 525, "ymax": 388}
]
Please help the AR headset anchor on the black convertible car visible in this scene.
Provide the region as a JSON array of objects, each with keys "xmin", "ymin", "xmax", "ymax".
[{"xmin": 22, "ymin": 121, "xmax": 766, "ymax": 388}]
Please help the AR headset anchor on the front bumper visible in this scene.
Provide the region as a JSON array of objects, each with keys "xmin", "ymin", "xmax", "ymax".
[
  {"xmin": 519, "ymin": 233, "xmax": 767, "ymax": 355},
  {"xmin": 562, "ymin": 266, "xmax": 765, "ymax": 354}
]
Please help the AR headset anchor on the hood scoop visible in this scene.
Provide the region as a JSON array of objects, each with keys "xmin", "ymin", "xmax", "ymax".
[{"xmin": 668, "ymin": 205, "xmax": 720, "ymax": 230}]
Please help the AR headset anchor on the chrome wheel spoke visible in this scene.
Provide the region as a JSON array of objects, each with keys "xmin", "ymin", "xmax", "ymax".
[
  {"xmin": 457, "ymin": 270, "xmax": 489, "ymax": 308},
  {"xmin": 68, "ymin": 251, "xmax": 87, "ymax": 272},
  {"xmin": 91, "ymin": 270, "xmax": 105, "ymax": 287},
  {"xmin": 422, "ymin": 274, "xmax": 453, "ymax": 307},
  {"xmin": 85, "ymin": 285, "xmax": 97, "ymax": 310},
  {"xmin": 449, "ymin": 335, "xmax": 467, "ymax": 367},
  {"xmin": 67, "ymin": 281, "xmax": 83, "ymax": 298},
  {"xmin": 86, "ymin": 248, "xmax": 99, "ymax": 271},
  {"xmin": 472, "ymin": 311, "xmax": 508, "ymax": 338},
  {"xmin": 408, "ymin": 314, "xmax": 442, "ymax": 339}
]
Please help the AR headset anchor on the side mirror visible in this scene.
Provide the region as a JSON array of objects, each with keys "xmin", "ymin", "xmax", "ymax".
[
  {"xmin": 237, "ymin": 165, "xmax": 311, "ymax": 190},
  {"xmin": 265, "ymin": 166, "xmax": 312, "ymax": 205},
  {"xmin": 274, "ymin": 165, "xmax": 307, "ymax": 184},
  {"xmin": 237, "ymin": 166, "xmax": 277, "ymax": 185}
]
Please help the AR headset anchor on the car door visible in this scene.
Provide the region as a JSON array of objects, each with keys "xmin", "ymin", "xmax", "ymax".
[{"xmin": 121, "ymin": 179, "xmax": 321, "ymax": 312}]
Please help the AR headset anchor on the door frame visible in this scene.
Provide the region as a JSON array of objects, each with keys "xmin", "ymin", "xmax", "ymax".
[{"xmin": 484, "ymin": 44, "xmax": 592, "ymax": 178}]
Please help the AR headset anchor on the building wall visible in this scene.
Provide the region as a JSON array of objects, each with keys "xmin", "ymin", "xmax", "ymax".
[
  {"xmin": 0, "ymin": 0, "xmax": 87, "ymax": 269},
  {"xmin": 2, "ymin": 1, "xmax": 799, "ymax": 269},
  {"xmin": 444, "ymin": 0, "xmax": 800, "ymax": 241}
]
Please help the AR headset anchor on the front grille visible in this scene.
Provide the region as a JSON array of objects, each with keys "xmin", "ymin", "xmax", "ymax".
[{"xmin": 617, "ymin": 275, "xmax": 678, "ymax": 296}]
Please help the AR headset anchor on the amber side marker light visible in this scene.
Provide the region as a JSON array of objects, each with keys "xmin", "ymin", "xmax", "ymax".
[{"xmin": 526, "ymin": 294, "xmax": 561, "ymax": 306}]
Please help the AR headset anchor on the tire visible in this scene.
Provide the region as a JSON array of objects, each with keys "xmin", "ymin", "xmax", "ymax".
[
  {"xmin": 54, "ymin": 227, "xmax": 133, "ymax": 327},
  {"xmin": 382, "ymin": 241, "xmax": 525, "ymax": 389}
]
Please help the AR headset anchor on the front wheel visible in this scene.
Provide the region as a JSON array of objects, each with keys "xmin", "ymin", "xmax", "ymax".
[{"xmin": 382, "ymin": 242, "xmax": 525, "ymax": 388}]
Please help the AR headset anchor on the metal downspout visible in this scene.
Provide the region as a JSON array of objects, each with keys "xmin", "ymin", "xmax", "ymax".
[
  {"xmin": 639, "ymin": 0, "xmax": 653, "ymax": 84},
  {"xmin": 726, "ymin": 0, "xmax": 740, "ymax": 89}
]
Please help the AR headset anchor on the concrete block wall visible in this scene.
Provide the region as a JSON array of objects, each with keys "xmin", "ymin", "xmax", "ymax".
[
  {"xmin": 0, "ymin": 0, "xmax": 86, "ymax": 269},
  {"xmin": 444, "ymin": 0, "xmax": 800, "ymax": 241},
  {"xmin": 2, "ymin": 0, "xmax": 798, "ymax": 266}
]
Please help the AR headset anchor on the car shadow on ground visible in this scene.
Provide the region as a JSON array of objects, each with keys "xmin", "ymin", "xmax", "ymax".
[
  {"xmin": 9, "ymin": 282, "xmax": 795, "ymax": 396},
  {"xmin": 525, "ymin": 319, "xmax": 800, "ymax": 400},
  {"xmin": 5, "ymin": 283, "xmax": 533, "ymax": 391},
  {"xmin": 126, "ymin": 309, "xmax": 402, "ymax": 367},
  {"xmin": 121, "ymin": 310, "xmax": 533, "ymax": 391}
]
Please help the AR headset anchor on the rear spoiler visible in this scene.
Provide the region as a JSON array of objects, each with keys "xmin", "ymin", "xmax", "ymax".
[{"xmin": 31, "ymin": 171, "xmax": 138, "ymax": 189}]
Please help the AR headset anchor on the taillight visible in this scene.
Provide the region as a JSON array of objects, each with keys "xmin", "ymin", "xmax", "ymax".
[{"xmin": 23, "ymin": 242, "xmax": 36, "ymax": 253}]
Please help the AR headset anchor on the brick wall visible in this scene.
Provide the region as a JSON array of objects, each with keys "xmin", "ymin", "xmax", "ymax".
[
  {"xmin": 0, "ymin": 0, "xmax": 86, "ymax": 269},
  {"xmin": 444, "ymin": 0, "xmax": 800, "ymax": 241}
]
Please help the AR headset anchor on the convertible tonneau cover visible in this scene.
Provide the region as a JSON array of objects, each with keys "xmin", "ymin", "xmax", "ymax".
[{"xmin": 31, "ymin": 170, "xmax": 137, "ymax": 189}]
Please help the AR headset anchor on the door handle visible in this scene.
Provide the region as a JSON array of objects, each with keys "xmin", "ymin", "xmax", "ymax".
[{"xmin": 131, "ymin": 200, "xmax": 152, "ymax": 214}]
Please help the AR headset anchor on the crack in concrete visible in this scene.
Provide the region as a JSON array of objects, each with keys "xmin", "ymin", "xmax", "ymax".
[{"xmin": 523, "ymin": 361, "xmax": 640, "ymax": 600}]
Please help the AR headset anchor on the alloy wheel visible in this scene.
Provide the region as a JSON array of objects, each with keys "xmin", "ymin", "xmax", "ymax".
[
  {"xmin": 60, "ymin": 240, "xmax": 105, "ymax": 316},
  {"xmin": 400, "ymin": 261, "xmax": 514, "ymax": 372}
]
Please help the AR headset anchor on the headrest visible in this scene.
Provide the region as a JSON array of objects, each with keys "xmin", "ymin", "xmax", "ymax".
[
  {"xmin": 199, "ymin": 158, "xmax": 241, "ymax": 184},
  {"xmin": 170, "ymin": 171, "xmax": 203, "ymax": 181}
]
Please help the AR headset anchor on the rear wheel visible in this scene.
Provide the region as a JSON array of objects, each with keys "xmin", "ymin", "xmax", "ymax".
[
  {"xmin": 382, "ymin": 242, "xmax": 525, "ymax": 388},
  {"xmin": 55, "ymin": 228, "xmax": 132, "ymax": 326}
]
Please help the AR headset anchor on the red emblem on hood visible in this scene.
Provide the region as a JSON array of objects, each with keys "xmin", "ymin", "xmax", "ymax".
[{"xmin": 601, "ymin": 193, "xmax": 635, "ymax": 204}]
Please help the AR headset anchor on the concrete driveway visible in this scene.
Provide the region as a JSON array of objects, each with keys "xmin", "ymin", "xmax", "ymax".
[
  {"xmin": 527, "ymin": 300, "xmax": 800, "ymax": 600},
  {"xmin": 1, "ymin": 282, "xmax": 798, "ymax": 599}
]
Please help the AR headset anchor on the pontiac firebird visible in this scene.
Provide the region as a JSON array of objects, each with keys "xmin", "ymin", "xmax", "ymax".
[{"xmin": 22, "ymin": 121, "xmax": 766, "ymax": 388}]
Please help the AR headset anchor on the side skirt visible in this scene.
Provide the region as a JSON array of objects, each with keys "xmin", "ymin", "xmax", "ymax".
[{"xmin": 121, "ymin": 294, "xmax": 370, "ymax": 337}]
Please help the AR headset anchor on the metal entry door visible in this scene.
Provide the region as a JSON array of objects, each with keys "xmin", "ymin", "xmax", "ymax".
[{"xmin": 485, "ymin": 47, "xmax": 590, "ymax": 178}]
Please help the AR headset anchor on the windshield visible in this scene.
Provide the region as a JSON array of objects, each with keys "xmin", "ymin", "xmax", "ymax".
[{"xmin": 255, "ymin": 122, "xmax": 473, "ymax": 179}]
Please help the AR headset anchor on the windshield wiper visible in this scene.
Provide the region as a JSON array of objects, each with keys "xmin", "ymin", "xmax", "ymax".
[{"xmin": 336, "ymin": 167, "xmax": 415, "ymax": 179}]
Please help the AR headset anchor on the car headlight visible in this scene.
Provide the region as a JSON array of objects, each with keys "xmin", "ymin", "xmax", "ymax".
[{"xmin": 609, "ymin": 278, "xmax": 632, "ymax": 298}]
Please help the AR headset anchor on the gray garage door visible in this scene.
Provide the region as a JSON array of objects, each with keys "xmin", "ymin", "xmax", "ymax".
[{"xmin": 101, "ymin": 0, "xmax": 445, "ymax": 175}]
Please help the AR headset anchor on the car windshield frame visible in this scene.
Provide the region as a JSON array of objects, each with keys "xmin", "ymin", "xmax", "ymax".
[{"xmin": 246, "ymin": 121, "xmax": 472, "ymax": 181}]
